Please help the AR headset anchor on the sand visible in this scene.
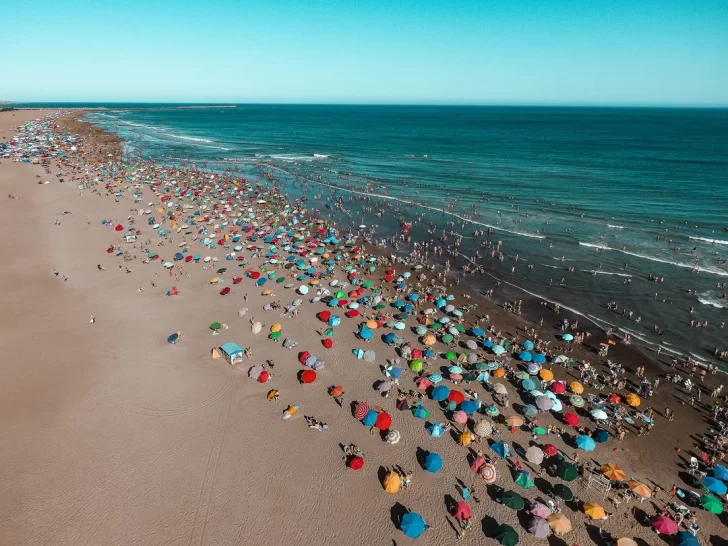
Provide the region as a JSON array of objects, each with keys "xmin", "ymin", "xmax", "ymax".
[{"xmin": 1, "ymin": 109, "xmax": 726, "ymax": 545}]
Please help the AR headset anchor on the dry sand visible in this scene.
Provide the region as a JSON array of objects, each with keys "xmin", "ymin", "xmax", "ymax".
[{"xmin": 1, "ymin": 110, "xmax": 726, "ymax": 545}]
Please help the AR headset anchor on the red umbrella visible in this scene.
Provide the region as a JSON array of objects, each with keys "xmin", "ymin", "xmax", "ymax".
[
  {"xmin": 220, "ymin": 287, "xmax": 231, "ymax": 295},
  {"xmin": 550, "ymin": 382, "xmax": 566, "ymax": 394},
  {"xmin": 353, "ymin": 402, "xmax": 370, "ymax": 420},
  {"xmin": 543, "ymin": 444, "xmax": 559, "ymax": 457},
  {"xmin": 298, "ymin": 351, "xmax": 311, "ymax": 364},
  {"xmin": 348, "ymin": 456, "xmax": 364, "ymax": 470},
  {"xmin": 233, "ymin": 276, "xmax": 242, "ymax": 284},
  {"xmin": 448, "ymin": 390, "xmax": 465, "ymax": 404},
  {"xmin": 115, "ymin": 224, "xmax": 123, "ymax": 231},
  {"xmin": 300, "ymin": 370, "xmax": 317, "ymax": 384},
  {"xmin": 345, "ymin": 310, "xmax": 360, "ymax": 318},
  {"xmin": 564, "ymin": 412, "xmax": 579, "ymax": 426},
  {"xmin": 258, "ymin": 370, "xmax": 270, "ymax": 383},
  {"xmin": 317, "ymin": 311, "xmax": 331, "ymax": 322},
  {"xmin": 608, "ymin": 393, "xmax": 621, "ymax": 404},
  {"xmin": 411, "ymin": 348, "xmax": 422, "ymax": 359},
  {"xmin": 249, "ymin": 271, "xmax": 260, "ymax": 279},
  {"xmin": 454, "ymin": 501, "xmax": 471, "ymax": 520},
  {"xmin": 415, "ymin": 377, "xmax": 432, "ymax": 390},
  {"xmin": 322, "ymin": 338, "xmax": 333, "ymax": 349},
  {"xmin": 375, "ymin": 412, "xmax": 392, "ymax": 430},
  {"xmin": 651, "ymin": 515, "xmax": 678, "ymax": 535}
]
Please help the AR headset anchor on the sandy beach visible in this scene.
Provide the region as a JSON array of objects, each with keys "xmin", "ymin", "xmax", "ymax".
[{"xmin": 1, "ymin": 109, "xmax": 727, "ymax": 545}]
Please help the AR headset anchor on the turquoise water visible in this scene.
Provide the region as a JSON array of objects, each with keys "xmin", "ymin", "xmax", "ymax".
[{"xmin": 49, "ymin": 104, "xmax": 728, "ymax": 364}]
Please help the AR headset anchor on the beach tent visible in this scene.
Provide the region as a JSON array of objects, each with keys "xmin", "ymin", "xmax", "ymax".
[{"xmin": 219, "ymin": 342, "xmax": 243, "ymax": 365}]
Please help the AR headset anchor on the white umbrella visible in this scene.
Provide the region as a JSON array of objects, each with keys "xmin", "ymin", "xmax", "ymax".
[
  {"xmin": 493, "ymin": 383, "xmax": 508, "ymax": 395},
  {"xmin": 525, "ymin": 446, "xmax": 544, "ymax": 465},
  {"xmin": 386, "ymin": 429, "xmax": 401, "ymax": 444},
  {"xmin": 251, "ymin": 321, "xmax": 262, "ymax": 334}
]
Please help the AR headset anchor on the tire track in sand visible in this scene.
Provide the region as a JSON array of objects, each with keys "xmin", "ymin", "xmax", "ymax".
[{"xmin": 187, "ymin": 378, "xmax": 234, "ymax": 546}]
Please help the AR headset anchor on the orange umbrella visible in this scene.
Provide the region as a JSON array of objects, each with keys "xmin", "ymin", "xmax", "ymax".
[
  {"xmin": 628, "ymin": 480, "xmax": 652, "ymax": 498},
  {"xmin": 493, "ymin": 368, "xmax": 505, "ymax": 378},
  {"xmin": 569, "ymin": 381, "xmax": 584, "ymax": 394},
  {"xmin": 601, "ymin": 464, "xmax": 627, "ymax": 481},
  {"xmin": 539, "ymin": 369, "xmax": 554, "ymax": 381},
  {"xmin": 329, "ymin": 386, "xmax": 343, "ymax": 398},
  {"xmin": 625, "ymin": 393, "xmax": 641, "ymax": 407},
  {"xmin": 505, "ymin": 415, "xmax": 524, "ymax": 427}
]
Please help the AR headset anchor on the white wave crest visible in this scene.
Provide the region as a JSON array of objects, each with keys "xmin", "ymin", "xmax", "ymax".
[{"xmin": 690, "ymin": 236, "xmax": 728, "ymax": 246}]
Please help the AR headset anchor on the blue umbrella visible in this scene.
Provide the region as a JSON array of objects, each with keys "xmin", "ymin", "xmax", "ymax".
[
  {"xmin": 491, "ymin": 441, "xmax": 510, "ymax": 459},
  {"xmin": 424, "ymin": 349, "xmax": 435, "ymax": 358},
  {"xmin": 713, "ymin": 465, "xmax": 728, "ymax": 481},
  {"xmin": 592, "ymin": 429, "xmax": 609, "ymax": 443},
  {"xmin": 522, "ymin": 404, "xmax": 538, "ymax": 418},
  {"xmin": 431, "ymin": 385, "xmax": 450, "ymax": 401},
  {"xmin": 328, "ymin": 316, "xmax": 341, "ymax": 327},
  {"xmin": 562, "ymin": 333, "xmax": 574, "ymax": 342},
  {"xmin": 704, "ymin": 477, "xmax": 728, "ymax": 495},
  {"xmin": 167, "ymin": 333, "xmax": 179, "ymax": 344},
  {"xmin": 401, "ymin": 511, "xmax": 426, "ymax": 538},
  {"xmin": 424, "ymin": 452, "xmax": 443, "ymax": 472},
  {"xmin": 482, "ymin": 339, "xmax": 494, "ymax": 348},
  {"xmin": 413, "ymin": 406, "xmax": 430, "ymax": 419},
  {"xmin": 576, "ymin": 435, "xmax": 596, "ymax": 452},
  {"xmin": 389, "ymin": 367, "xmax": 403, "ymax": 379},
  {"xmin": 361, "ymin": 409, "xmax": 378, "ymax": 427},
  {"xmin": 522, "ymin": 379, "xmax": 537, "ymax": 391},
  {"xmin": 427, "ymin": 423, "xmax": 445, "ymax": 437},
  {"xmin": 523, "ymin": 340, "xmax": 535, "ymax": 351},
  {"xmin": 472, "ymin": 327, "xmax": 485, "ymax": 337},
  {"xmin": 532, "ymin": 353, "xmax": 546, "ymax": 365},
  {"xmin": 519, "ymin": 351, "xmax": 532, "ymax": 362},
  {"xmin": 384, "ymin": 333, "xmax": 395, "ymax": 344},
  {"xmin": 428, "ymin": 373, "xmax": 443, "ymax": 383},
  {"xmin": 393, "ymin": 300, "xmax": 405, "ymax": 308},
  {"xmin": 360, "ymin": 329, "xmax": 373, "ymax": 340},
  {"xmin": 674, "ymin": 531, "xmax": 699, "ymax": 546},
  {"xmin": 461, "ymin": 400, "xmax": 480, "ymax": 414}
]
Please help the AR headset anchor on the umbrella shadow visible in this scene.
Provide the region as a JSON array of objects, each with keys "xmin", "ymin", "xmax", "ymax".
[
  {"xmin": 585, "ymin": 523, "xmax": 610, "ymax": 545},
  {"xmin": 378, "ymin": 465, "xmax": 389, "ymax": 486},
  {"xmin": 547, "ymin": 535, "xmax": 568, "ymax": 546},
  {"xmin": 479, "ymin": 514, "xmax": 500, "ymax": 538},
  {"xmin": 415, "ymin": 447, "xmax": 428, "ymax": 469},
  {"xmin": 443, "ymin": 493, "xmax": 457, "ymax": 515},
  {"xmin": 709, "ymin": 536, "xmax": 728, "ymax": 546},
  {"xmin": 348, "ymin": 401, "xmax": 359, "ymax": 417},
  {"xmin": 534, "ymin": 477, "xmax": 552, "ymax": 496},
  {"xmin": 390, "ymin": 502, "xmax": 409, "ymax": 529}
]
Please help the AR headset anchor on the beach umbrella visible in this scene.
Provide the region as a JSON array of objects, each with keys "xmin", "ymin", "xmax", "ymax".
[
  {"xmin": 569, "ymin": 395, "xmax": 584, "ymax": 407},
  {"xmin": 424, "ymin": 452, "xmax": 443, "ymax": 472},
  {"xmin": 492, "ymin": 345, "xmax": 506, "ymax": 356},
  {"xmin": 548, "ymin": 513, "xmax": 572, "ymax": 535},
  {"xmin": 409, "ymin": 359, "xmax": 424, "ymax": 373},
  {"xmin": 569, "ymin": 381, "xmax": 584, "ymax": 394},
  {"xmin": 541, "ymin": 444, "xmax": 557, "ymax": 457},
  {"xmin": 608, "ymin": 393, "xmax": 621, "ymax": 404},
  {"xmin": 347, "ymin": 456, "xmax": 364, "ymax": 470},
  {"xmin": 448, "ymin": 390, "xmax": 465, "ymax": 404},
  {"xmin": 251, "ymin": 321, "xmax": 263, "ymax": 334},
  {"xmin": 651, "ymin": 515, "xmax": 678, "ymax": 535},
  {"xmin": 453, "ymin": 501, "xmax": 471, "ymax": 521},
  {"xmin": 584, "ymin": 502, "xmax": 605, "ymax": 519},
  {"xmin": 700, "ymin": 493, "xmax": 723, "ymax": 514},
  {"xmin": 375, "ymin": 412, "xmax": 392, "ymax": 430},
  {"xmin": 361, "ymin": 409, "xmax": 378, "ymax": 427},
  {"xmin": 525, "ymin": 446, "xmax": 544, "ymax": 465},
  {"xmin": 472, "ymin": 327, "xmax": 485, "ymax": 337},
  {"xmin": 530, "ymin": 502, "xmax": 552, "ymax": 519},
  {"xmin": 713, "ymin": 465, "xmax": 728, "ymax": 481},
  {"xmin": 704, "ymin": 476, "xmax": 728, "ymax": 495},
  {"xmin": 353, "ymin": 402, "xmax": 369, "ymax": 420},
  {"xmin": 427, "ymin": 423, "xmax": 445, "ymax": 437},
  {"xmin": 550, "ymin": 381, "xmax": 565, "ymax": 394},
  {"xmin": 363, "ymin": 350, "xmax": 376, "ymax": 362},
  {"xmin": 412, "ymin": 406, "xmax": 430, "ymax": 420},
  {"xmin": 460, "ymin": 400, "xmax": 479, "ymax": 414},
  {"xmin": 576, "ymin": 435, "xmax": 596, "ymax": 452},
  {"xmin": 479, "ymin": 462, "xmax": 497, "ymax": 483},
  {"xmin": 550, "ymin": 398, "xmax": 563, "ymax": 412},
  {"xmin": 553, "ymin": 483, "xmax": 573, "ymax": 501},
  {"xmin": 428, "ymin": 373, "xmax": 443, "ymax": 383},
  {"xmin": 376, "ymin": 380, "xmax": 393, "ymax": 394},
  {"xmin": 527, "ymin": 363, "xmax": 540, "ymax": 375},
  {"xmin": 625, "ymin": 393, "xmax": 641, "ymax": 407},
  {"xmin": 601, "ymin": 464, "xmax": 626, "ymax": 481},
  {"xmin": 515, "ymin": 472, "xmax": 535, "ymax": 489},
  {"xmin": 616, "ymin": 539, "xmax": 638, "ymax": 546},
  {"xmin": 506, "ymin": 415, "xmax": 524, "ymax": 427},
  {"xmin": 564, "ymin": 412, "xmax": 579, "ymax": 426},
  {"xmin": 555, "ymin": 461, "xmax": 578, "ymax": 481},
  {"xmin": 431, "ymin": 385, "xmax": 450, "ymax": 401},
  {"xmin": 538, "ymin": 368, "xmax": 553, "ymax": 381},
  {"xmin": 493, "ymin": 383, "xmax": 508, "ymax": 395},
  {"xmin": 300, "ymin": 369, "xmax": 316, "ymax": 384},
  {"xmin": 523, "ymin": 340, "xmax": 535, "ymax": 351},
  {"xmin": 415, "ymin": 376, "xmax": 432, "ymax": 390},
  {"xmin": 474, "ymin": 420, "xmax": 493, "ymax": 437},
  {"xmin": 383, "ymin": 471, "xmax": 401, "ymax": 493},
  {"xmin": 527, "ymin": 516, "xmax": 550, "ymax": 538},
  {"xmin": 385, "ymin": 429, "xmax": 402, "ymax": 445},
  {"xmin": 465, "ymin": 340, "xmax": 478, "ymax": 350},
  {"xmin": 522, "ymin": 404, "xmax": 538, "ymax": 419},
  {"xmin": 167, "ymin": 332, "xmax": 180, "ymax": 344},
  {"xmin": 501, "ymin": 490, "xmax": 525, "ymax": 510},
  {"xmin": 593, "ymin": 429, "xmax": 609, "ymax": 443},
  {"xmin": 495, "ymin": 524, "xmax": 519, "ymax": 546},
  {"xmin": 536, "ymin": 397, "xmax": 552, "ymax": 411},
  {"xmin": 674, "ymin": 532, "xmax": 700, "ymax": 546},
  {"xmin": 491, "ymin": 441, "xmax": 509, "ymax": 459},
  {"xmin": 519, "ymin": 351, "xmax": 532, "ymax": 362},
  {"xmin": 561, "ymin": 333, "xmax": 574, "ymax": 342},
  {"xmin": 486, "ymin": 405, "xmax": 500, "ymax": 417},
  {"xmin": 521, "ymin": 379, "xmax": 537, "ymax": 392},
  {"xmin": 400, "ymin": 512, "xmax": 426, "ymax": 538},
  {"xmin": 453, "ymin": 410, "xmax": 468, "ymax": 424},
  {"xmin": 591, "ymin": 409, "xmax": 608, "ymax": 421}
]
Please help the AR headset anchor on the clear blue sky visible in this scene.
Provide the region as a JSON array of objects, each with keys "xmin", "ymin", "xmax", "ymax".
[{"xmin": 3, "ymin": 0, "xmax": 727, "ymax": 106}]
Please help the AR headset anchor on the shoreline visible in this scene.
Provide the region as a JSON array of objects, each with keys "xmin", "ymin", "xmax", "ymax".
[{"xmin": 3, "ymin": 109, "xmax": 727, "ymax": 545}]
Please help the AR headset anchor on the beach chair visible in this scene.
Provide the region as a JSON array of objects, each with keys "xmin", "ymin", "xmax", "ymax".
[{"xmin": 689, "ymin": 457, "xmax": 699, "ymax": 474}]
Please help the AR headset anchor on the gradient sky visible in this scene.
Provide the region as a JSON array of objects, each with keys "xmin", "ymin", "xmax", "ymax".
[{"xmin": 3, "ymin": 0, "xmax": 727, "ymax": 105}]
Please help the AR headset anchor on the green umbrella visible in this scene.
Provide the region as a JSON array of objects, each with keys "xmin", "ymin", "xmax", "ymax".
[
  {"xmin": 445, "ymin": 351, "xmax": 456, "ymax": 360},
  {"xmin": 209, "ymin": 322, "xmax": 221, "ymax": 331},
  {"xmin": 516, "ymin": 371, "xmax": 530, "ymax": 380},
  {"xmin": 324, "ymin": 328, "xmax": 334, "ymax": 336},
  {"xmin": 553, "ymin": 483, "xmax": 573, "ymax": 501},
  {"xmin": 442, "ymin": 334, "xmax": 454, "ymax": 344},
  {"xmin": 362, "ymin": 281, "xmax": 373, "ymax": 288},
  {"xmin": 455, "ymin": 324, "xmax": 466, "ymax": 333},
  {"xmin": 276, "ymin": 277, "xmax": 285, "ymax": 283},
  {"xmin": 701, "ymin": 493, "xmax": 723, "ymax": 514},
  {"xmin": 335, "ymin": 290, "xmax": 345, "ymax": 299},
  {"xmin": 429, "ymin": 323, "xmax": 442, "ymax": 329},
  {"xmin": 570, "ymin": 395, "xmax": 585, "ymax": 407},
  {"xmin": 514, "ymin": 472, "xmax": 535, "ymax": 489},
  {"xmin": 555, "ymin": 461, "xmax": 578, "ymax": 481},
  {"xmin": 486, "ymin": 405, "xmax": 500, "ymax": 416},
  {"xmin": 374, "ymin": 304, "xmax": 385, "ymax": 310},
  {"xmin": 446, "ymin": 401, "xmax": 457, "ymax": 411},
  {"xmin": 495, "ymin": 524, "xmax": 519, "ymax": 546},
  {"xmin": 410, "ymin": 359, "xmax": 423, "ymax": 373},
  {"xmin": 269, "ymin": 331, "xmax": 282, "ymax": 340},
  {"xmin": 501, "ymin": 490, "xmax": 525, "ymax": 510},
  {"xmin": 532, "ymin": 427, "xmax": 547, "ymax": 436}
]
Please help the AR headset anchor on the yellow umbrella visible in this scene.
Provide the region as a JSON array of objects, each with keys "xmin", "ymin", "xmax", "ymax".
[
  {"xmin": 547, "ymin": 513, "xmax": 572, "ymax": 534},
  {"xmin": 458, "ymin": 431, "xmax": 472, "ymax": 447},
  {"xmin": 271, "ymin": 323, "xmax": 282, "ymax": 333},
  {"xmin": 505, "ymin": 415, "xmax": 524, "ymax": 427},
  {"xmin": 616, "ymin": 539, "xmax": 637, "ymax": 546},
  {"xmin": 261, "ymin": 289, "xmax": 273, "ymax": 295},
  {"xmin": 423, "ymin": 334, "xmax": 437, "ymax": 346},
  {"xmin": 570, "ymin": 381, "xmax": 584, "ymax": 394},
  {"xmin": 539, "ymin": 369, "xmax": 554, "ymax": 381},
  {"xmin": 628, "ymin": 480, "xmax": 652, "ymax": 498},
  {"xmin": 266, "ymin": 389, "xmax": 279, "ymax": 400},
  {"xmin": 208, "ymin": 276, "xmax": 220, "ymax": 284},
  {"xmin": 383, "ymin": 471, "xmax": 401, "ymax": 493},
  {"xmin": 625, "ymin": 393, "xmax": 641, "ymax": 407},
  {"xmin": 584, "ymin": 502, "xmax": 605, "ymax": 519},
  {"xmin": 601, "ymin": 464, "xmax": 627, "ymax": 482}
]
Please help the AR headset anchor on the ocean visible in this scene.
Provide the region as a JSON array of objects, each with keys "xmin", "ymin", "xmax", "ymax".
[{"xmin": 22, "ymin": 103, "xmax": 728, "ymax": 365}]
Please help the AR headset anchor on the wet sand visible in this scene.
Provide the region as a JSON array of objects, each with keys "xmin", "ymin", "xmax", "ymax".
[{"xmin": 1, "ymin": 110, "xmax": 726, "ymax": 545}]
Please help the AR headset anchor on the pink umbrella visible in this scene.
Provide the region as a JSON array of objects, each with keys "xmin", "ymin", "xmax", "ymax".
[
  {"xmin": 453, "ymin": 410, "xmax": 468, "ymax": 424},
  {"xmin": 454, "ymin": 501, "xmax": 471, "ymax": 520},
  {"xmin": 651, "ymin": 515, "xmax": 678, "ymax": 535},
  {"xmin": 470, "ymin": 456, "xmax": 486, "ymax": 472},
  {"xmin": 530, "ymin": 502, "xmax": 552, "ymax": 519},
  {"xmin": 415, "ymin": 376, "xmax": 433, "ymax": 390}
]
